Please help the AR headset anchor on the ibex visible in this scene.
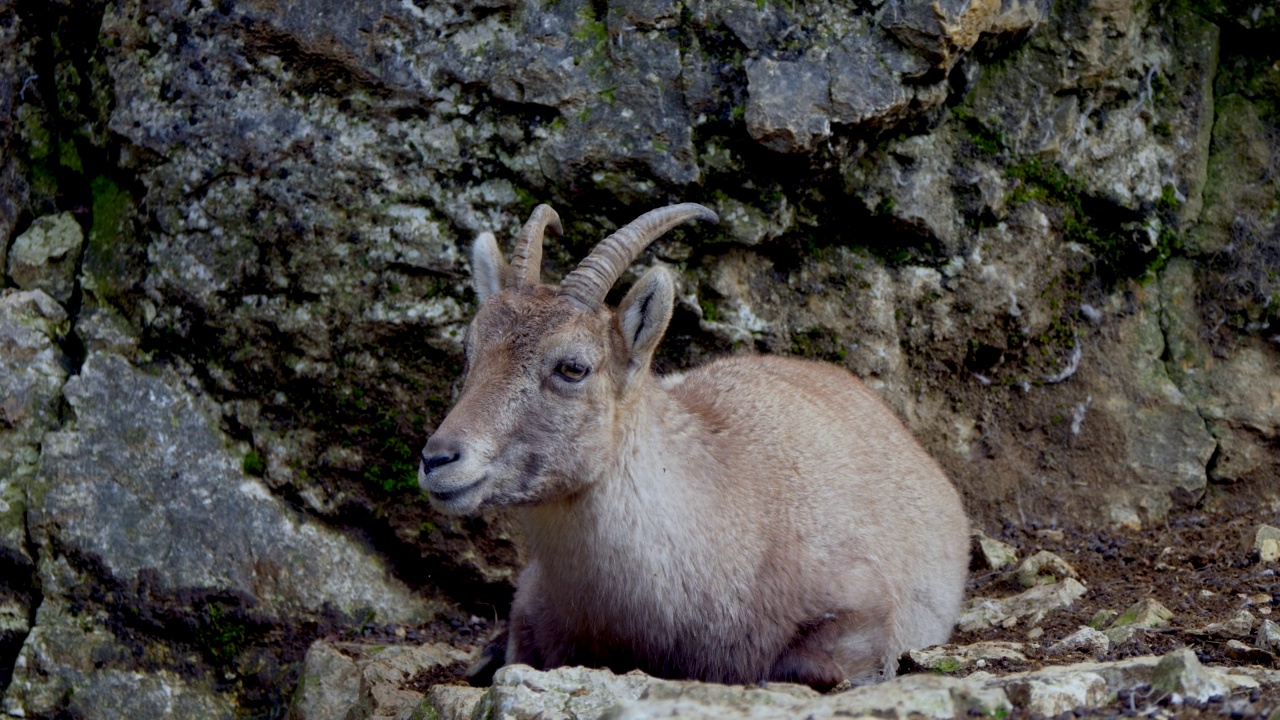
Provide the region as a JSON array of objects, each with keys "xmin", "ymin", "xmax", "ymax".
[{"xmin": 418, "ymin": 203, "xmax": 969, "ymax": 688}]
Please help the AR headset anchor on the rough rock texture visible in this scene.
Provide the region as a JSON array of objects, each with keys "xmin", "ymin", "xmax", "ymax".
[
  {"xmin": 6, "ymin": 211, "xmax": 83, "ymax": 303},
  {"xmin": 0, "ymin": 0, "xmax": 1278, "ymax": 713},
  {"xmin": 33, "ymin": 351, "xmax": 436, "ymax": 624},
  {"xmin": 3, "ymin": 597, "xmax": 238, "ymax": 720},
  {"xmin": 402, "ymin": 650, "xmax": 1274, "ymax": 720},
  {"xmin": 289, "ymin": 640, "xmax": 468, "ymax": 720},
  {"xmin": 0, "ymin": 290, "xmax": 66, "ymax": 694}
]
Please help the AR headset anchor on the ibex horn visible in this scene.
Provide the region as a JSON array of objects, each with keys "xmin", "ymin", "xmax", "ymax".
[
  {"xmin": 508, "ymin": 204, "xmax": 562, "ymax": 288},
  {"xmin": 558, "ymin": 203, "xmax": 719, "ymax": 310}
]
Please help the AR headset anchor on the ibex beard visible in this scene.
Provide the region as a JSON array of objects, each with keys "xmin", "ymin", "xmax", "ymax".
[{"xmin": 419, "ymin": 203, "xmax": 970, "ymax": 689}]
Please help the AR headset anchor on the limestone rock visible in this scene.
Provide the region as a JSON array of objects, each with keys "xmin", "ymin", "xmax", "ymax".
[
  {"xmin": 0, "ymin": 289, "xmax": 69, "ymax": 688},
  {"xmin": 290, "ymin": 640, "xmax": 469, "ymax": 720},
  {"xmin": 904, "ymin": 641, "xmax": 1028, "ymax": 673},
  {"xmin": 1106, "ymin": 598, "xmax": 1175, "ymax": 645},
  {"xmin": 0, "ymin": 290, "xmax": 68, "ymax": 560},
  {"xmin": 290, "ymin": 642, "xmax": 362, "ymax": 720},
  {"xmin": 30, "ymin": 351, "xmax": 436, "ymax": 624},
  {"xmin": 958, "ymin": 578, "xmax": 1088, "ymax": 631},
  {"xmin": 1202, "ymin": 610, "xmax": 1258, "ymax": 639},
  {"xmin": 744, "ymin": 55, "xmax": 832, "ymax": 154},
  {"xmin": 1152, "ymin": 648, "xmax": 1232, "ymax": 702},
  {"xmin": 1051, "ymin": 626, "xmax": 1111, "ymax": 656},
  {"xmin": 1111, "ymin": 598, "xmax": 1175, "ymax": 629},
  {"xmin": 1257, "ymin": 619, "xmax": 1280, "ymax": 654},
  {"xmin": 7, "ymin": 213, "xmax": 84, "ymax": 304},
  {"xmin": 423, "ymin": 685, "xmax": 488, "ymax": 720},
  {"xmin": 1013, "ymin": 550, "xmax": 1080, "ymax": 588},
  {"xmin": 1002, "ymin": 671, "xmax": 1108, "ymax": 717},
  {"xmin": 1161, "ymin": 262, "xmax": 1280, "ymax": 486},
  {"xmin": 974, "ymin": 530, "xmax": 1019, "ymax": 570},
  {"xmin": 1251, "ymin": 525, "xmax": 1280, "ymax": 563},
  {"xmin": 1093, "ymin": 290, "xmax": 1216, "ymax": 527},
  {"xmin": 3, "ymin": 599, "xmax": 236, "ymax": 719},
  {"xmin": 435, "ymin": 648, "xmax": 1263, "ymax": 720},
  {"xmin": 479, "ymin": 664, "xmax": 682, "ymax": 720}
]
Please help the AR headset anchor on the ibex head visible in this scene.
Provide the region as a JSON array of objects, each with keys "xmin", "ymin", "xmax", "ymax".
[{"xmin": 418, "ymin": 203, "xmax": 719, "ymax": 514}]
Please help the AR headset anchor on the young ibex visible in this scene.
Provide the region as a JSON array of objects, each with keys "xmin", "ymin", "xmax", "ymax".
[{"xmin": 418, "ymin": 203, "xmax": 969, "ymax": 688}]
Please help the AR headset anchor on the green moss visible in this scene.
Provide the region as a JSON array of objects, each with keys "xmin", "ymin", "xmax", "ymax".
[
  {"xmin": 1156, "ymin": 183, "xmax": 1180, "ymax": 215},
  {"xmin": 699, "ymin": 299, "xmax": 720, "ymax": 322},
  {"xmin": 952, "ymin": 107, "xmax": 1006, "ymax": 155},
  {"xmin": 1111, "ymin": 607, "xmax": 1140, "ymax": 627},
  {"xmin": 1005, "ymin": 157, "xmax": 1175, "ymax": 279},
  {"xmin": 512, "ymin": 185, "xmax": 542, "ymax": 218},
  {"xmin": 572, "ymin": 5, "xmax": 608, "ymax": 51},
  {"xmin": 59, "ymin": 137, "xmax": 83, "ymax": 173},
  {"xmin": 363, "ymin": 434, "xmax": 421, "ymax": 494},
  {"xmin": 790, "ymin": 327, "xmax": 848, "ymax": 363},
  {"xmin": 198, "ymin": 602, "xmax": 250, "ymax": 664},
  {"xmin": 933, "ymin": 658, "xmax": 963, "ymax": 674},
  {"xmin": 19, "ymin": 105, "xmax": 52, "ymax": 161},
  {"xmin": 30, "ymin": 164, "xmax": 59, "ymax": 200},
  {"xmin": 873, "ymin": 196, "xmax": 896, "ymax": 216},
  {"xmin": 89, "ymin": 175, "xmax": 131, "ymax": 249},
  {"xmin": 242, "ymin": 450, "xmax": 267, "ymax": 477}
]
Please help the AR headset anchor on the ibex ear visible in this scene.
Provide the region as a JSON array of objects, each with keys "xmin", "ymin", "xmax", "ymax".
[
  {"xmin": 619, "ymin": 266, "xmax": 675, "ymax": 370},
  {"xmin": 471, "ymin": 232, "xmax": 506, "ymax": 303}
]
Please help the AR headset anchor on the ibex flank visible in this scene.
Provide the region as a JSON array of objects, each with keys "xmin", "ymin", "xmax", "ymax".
[{"xmin": 418, "ymin": 203, "xmax": 970, "ymax": 689}]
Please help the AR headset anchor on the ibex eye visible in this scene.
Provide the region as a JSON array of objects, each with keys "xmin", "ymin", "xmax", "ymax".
[{"xmin": 555, "ymin": 361, "xmax": 589, "ymax": 382}]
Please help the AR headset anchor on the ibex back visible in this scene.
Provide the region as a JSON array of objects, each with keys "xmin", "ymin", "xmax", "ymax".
[{"xmin": 419, "ymin": 203, "xmax": 969, "ymax": 688}]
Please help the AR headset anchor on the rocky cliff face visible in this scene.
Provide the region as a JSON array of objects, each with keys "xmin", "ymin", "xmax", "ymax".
[{"xmin": 1, "ymin": 0, "xmax": 1277, "ymax": 715}]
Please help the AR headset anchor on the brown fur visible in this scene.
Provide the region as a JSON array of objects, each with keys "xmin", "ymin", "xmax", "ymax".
[{"xmin": 419, "ymin": 211, "xmax": 970, "ymax": 688}]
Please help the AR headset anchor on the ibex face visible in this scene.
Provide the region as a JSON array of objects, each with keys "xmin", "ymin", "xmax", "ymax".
[
  {"xmin": 418, "ymin": 288, "xmax": 623, "ymax": 514},
  {"xmin": 419, "ymin": 204, "xmax": 718, "ymax": 515}
]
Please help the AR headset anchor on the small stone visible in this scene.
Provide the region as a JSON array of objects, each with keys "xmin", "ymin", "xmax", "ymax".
[
  {"xmin": 1257, "ymin": 618, "xmax": 1280, "ymax": 653},
  {"xmin": 1151, "ymin": 648, "xmax": 1230, "ymax": 702},
  {"xmin": 291, "ymin": 640, "xmax": 468, "ymax": 720},
  {"xmin": 1250, "ymin": 525, "xmax": 1280, "ymax": 563},
  {"xmin": 1013, "ymin": 551, "xmax": 1080, "ymax": 588},
  {"xmin": 1088, "ymin": 609, "xmax": 1119, "ymax": 629},
  {"xmin": 1223, "ymin": 639, "xmax": 1273, "ymax": 665},
  {"xmin": 424, "ymin": 685, "xmax": 486, "ymax": 720},
  {"xmin": 1052, "ymin": 626, "xmax": 1111, "ymax": 655},
  {"xmin": 974, "ymin": 530, "xmax": 1019, "ymax": 570},
  {"xmin": 1105, "ymin": 598, "xmax": 1174, "ymax": 646},
  {"xmin": 1003, "ymin": 672, "xmax": 1108, "ymax": 716},
  {"xmin": 291, "ymin": 642, "xmax": 360, "ymax": 720},
  {"xmin": 958, "ymin": 578, "xmax": 1087, "ymax": 632},
  {"xmin": 1110, "ymin": 598, "xmax": 1174, "ymax": 629},
  {"xmin": 904, "ymin": 641, "xmax": 1027, "ymax": 673},
  {"xmin": 7, "ymin": 213, "xmax": 84, "ymax": 304},
  {"xmin": 1202, "ymin": 610, "xmax": 1257, "ymax": 639}
]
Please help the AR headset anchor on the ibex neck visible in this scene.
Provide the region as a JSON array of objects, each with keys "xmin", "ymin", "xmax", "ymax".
[{"xmin": 520, "ymin": 379, "xmax": 720, "ymax": 548}]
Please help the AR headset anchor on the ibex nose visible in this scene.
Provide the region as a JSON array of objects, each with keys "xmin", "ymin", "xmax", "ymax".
[{"xmin": 420, "ymin": 439, "xmax": 462, "ymax": 475}]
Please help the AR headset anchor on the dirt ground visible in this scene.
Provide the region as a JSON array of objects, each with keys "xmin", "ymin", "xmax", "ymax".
[
  {"xmin": 949, "ymin": 502, "xmax": 1280, "ymax": 717},
  {"xmin": 406, "ymin": 501, "xmax": 1280, "ymax": 718}
]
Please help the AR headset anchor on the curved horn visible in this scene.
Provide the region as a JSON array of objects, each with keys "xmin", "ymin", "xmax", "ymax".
[
  {"xmin": 558, "ymin": 203, "xmax": 718, "ymax": 309},
  {"xmin": 507, "ymin": 204, "xmax": 562, "ymax": 288}
]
